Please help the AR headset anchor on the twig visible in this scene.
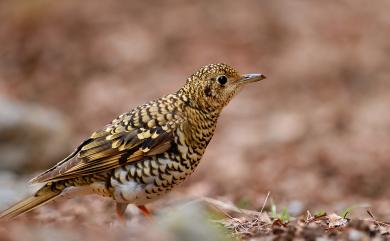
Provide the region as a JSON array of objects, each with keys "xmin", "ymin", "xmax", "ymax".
[
  {"xmin": 364, "ymin": 209, "xmax": 390, "ymax": 227},
  {"xmin": 260, "ymin": 191, "xmax": 270, "ymax": 214},
  {"xmin": 305, "ymin": 212, "xmax": 328, "ymax": 224}
]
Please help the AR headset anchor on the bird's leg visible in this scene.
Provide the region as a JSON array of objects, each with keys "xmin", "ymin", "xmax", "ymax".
[
  {"xmin": 137, "ymin": 205, "xmax": 152, "ymax": 217},
  {"xmin": 115, "ymin": 203, "xmax": 128, "ymax": 224}
]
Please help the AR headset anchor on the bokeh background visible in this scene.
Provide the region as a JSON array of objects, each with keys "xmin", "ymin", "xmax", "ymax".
[{"xmin": 0, "ymin": 0, "xmax": 390, "ymax": 239}]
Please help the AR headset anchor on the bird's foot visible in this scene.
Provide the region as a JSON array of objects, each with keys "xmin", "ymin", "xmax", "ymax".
[
  {"xmin": 115, "ymin": 203, "xmax": 128, "ymax": 224},
  {"xmin": 137, "ymin": 205, "xmax": 152, "ymax": 217}
]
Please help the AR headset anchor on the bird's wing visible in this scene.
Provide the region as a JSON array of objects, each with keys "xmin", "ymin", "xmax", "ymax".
[{"xmin": 30, "ymin": 108, "xmax": 183, "ymax": 183}]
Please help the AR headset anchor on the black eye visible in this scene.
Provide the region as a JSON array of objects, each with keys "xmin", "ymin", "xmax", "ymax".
[{"xmin": 217, "ymin": 75, "xmax": 228, "ymax": 85}]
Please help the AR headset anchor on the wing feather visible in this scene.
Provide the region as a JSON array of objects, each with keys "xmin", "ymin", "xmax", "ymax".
[{"xmin": 31, "ymin": 111, "xmax": 182, "ymax": 183}]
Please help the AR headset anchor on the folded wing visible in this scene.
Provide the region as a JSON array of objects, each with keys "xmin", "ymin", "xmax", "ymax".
[{"xmin": 30, "ymin": 111, "xmax": 182, "ymax": 183}]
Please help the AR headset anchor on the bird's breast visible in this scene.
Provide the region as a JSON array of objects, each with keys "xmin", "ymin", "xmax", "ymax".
[{"xmin": 110, "ymin": 154, "xmax": 193, "ymax": 204}]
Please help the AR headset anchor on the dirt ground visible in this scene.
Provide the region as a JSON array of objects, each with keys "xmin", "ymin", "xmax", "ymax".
[{"xmin": 0, "ymin": 0, "xmax": 390, "ymax": 240}]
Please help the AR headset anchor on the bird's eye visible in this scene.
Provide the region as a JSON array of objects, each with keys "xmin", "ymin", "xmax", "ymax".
[{"xmin": 217, "ymin": 75, "xmax": 228, "ymax": 85}]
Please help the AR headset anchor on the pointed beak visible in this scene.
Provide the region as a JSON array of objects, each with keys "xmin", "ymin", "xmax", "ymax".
[{"xmin": 238, "ymin": 73, "xmax": 266, "ymax": 84}]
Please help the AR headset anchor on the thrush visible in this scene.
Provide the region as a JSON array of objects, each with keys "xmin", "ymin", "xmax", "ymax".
[{"xmin": 0, "ymin": 63, "xmax": 265, "ymax": 221}]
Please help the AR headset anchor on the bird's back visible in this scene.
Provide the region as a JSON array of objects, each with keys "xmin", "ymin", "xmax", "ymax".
[{"xmin": 30, "ymin": 93, "xmax": 189, "ymax": 184}]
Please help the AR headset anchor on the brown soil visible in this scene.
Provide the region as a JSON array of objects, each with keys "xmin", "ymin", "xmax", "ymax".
[{"xmin": 0, "ymin": 0, "xmax": 389, "ymax": 240}]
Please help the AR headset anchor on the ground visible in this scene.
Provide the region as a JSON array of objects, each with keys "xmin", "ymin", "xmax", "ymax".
[{"xmin": 0, "ymin": 0, "xmax": 390, "ymax": 240}]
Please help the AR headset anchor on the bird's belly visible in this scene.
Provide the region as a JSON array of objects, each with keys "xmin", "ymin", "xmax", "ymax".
[{"xmin": 110, "ymin": 156, "xmax": 192, "ymax": 205}]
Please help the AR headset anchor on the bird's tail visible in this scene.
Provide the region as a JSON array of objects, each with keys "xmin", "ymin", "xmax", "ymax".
[{"xmin": 0, "ymin": 183, "xmax": 62, "ymax": 220}]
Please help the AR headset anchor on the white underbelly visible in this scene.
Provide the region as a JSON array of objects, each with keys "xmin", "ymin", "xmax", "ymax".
[{"xmin": 110, "ymin": 157, "xmax": 189, "ymax": 205}]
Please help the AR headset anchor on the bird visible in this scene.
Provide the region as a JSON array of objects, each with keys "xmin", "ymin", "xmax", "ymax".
[{"xmin": 0, "ymin": 63, "xmax": 266, "ymax": 221}]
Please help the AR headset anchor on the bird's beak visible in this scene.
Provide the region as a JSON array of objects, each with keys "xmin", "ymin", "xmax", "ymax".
[{"xmin": 238, "ymin": 73, "xmax": 266, "ymax": 84}]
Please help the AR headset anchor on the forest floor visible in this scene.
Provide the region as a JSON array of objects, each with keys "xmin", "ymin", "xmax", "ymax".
[
  {"xmin": 1, "ymin": 189, "xmax": 390, "ymax": 241},
  {"xmin": 1, "ymin": 0, "xmax": 390, "ymax": 240}
]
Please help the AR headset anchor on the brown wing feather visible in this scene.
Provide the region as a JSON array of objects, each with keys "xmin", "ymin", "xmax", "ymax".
[{"xmin": 31, "ymin": 114, "xmax": 182, "ymax": 183}]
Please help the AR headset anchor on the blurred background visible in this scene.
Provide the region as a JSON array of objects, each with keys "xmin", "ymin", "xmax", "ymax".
[{"xmin": 0, "ymin": 0, "xmax": 390, "ymax": 239}]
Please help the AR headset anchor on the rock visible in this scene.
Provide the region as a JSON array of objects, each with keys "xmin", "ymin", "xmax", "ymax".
[
  {"xmin": 348, "ymin": 230, "xmax": 365, "ymax": 241},
  {"xmin": 287, "ymin": 200, "xmax": 304, "ymax": 216},
  {"xmin": 0, "ymin": 97, "xmax": 71, "ymax": 174},
  {"xmin": 156, "ymin": 203, "xmax": 231, "ymax": 241}
]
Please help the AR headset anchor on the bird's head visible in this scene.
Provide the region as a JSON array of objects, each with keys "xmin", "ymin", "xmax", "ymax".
[{"xmin": 180, "ymin": 63, "xmax": 266, "ymax": 112}]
